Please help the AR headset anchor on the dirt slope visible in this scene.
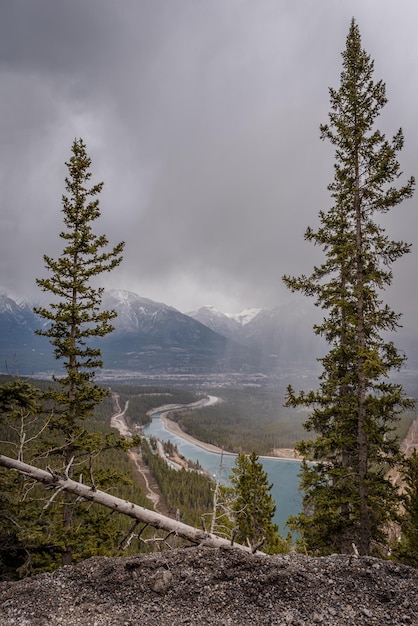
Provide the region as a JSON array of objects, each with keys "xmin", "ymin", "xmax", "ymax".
[{"xmin": 0, "ymin": 546, "xmax": 416, "ymax": 625}]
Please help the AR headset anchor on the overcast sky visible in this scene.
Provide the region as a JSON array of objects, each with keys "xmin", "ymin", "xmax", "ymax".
[{"xmin": 0, "ymin": 1, "xmax": 417, "ymax": 324}]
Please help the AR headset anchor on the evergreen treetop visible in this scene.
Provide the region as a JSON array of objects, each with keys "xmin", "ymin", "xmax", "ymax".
[
  {"xmin": 33, "ymin": 138, "xmax": 126, "ymax": 566},
  {"xmin": 230, "ymin": 451, "xmax": 283, "ymax": 553},
  {"xmin": 35, "ymin": 138, "xmax": 124, "ymax": 427}
]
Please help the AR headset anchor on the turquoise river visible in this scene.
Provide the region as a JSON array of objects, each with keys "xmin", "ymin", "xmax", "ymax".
[{"xmin": 143, "ymin": 410, "xmax": 302, "ymax": 535}]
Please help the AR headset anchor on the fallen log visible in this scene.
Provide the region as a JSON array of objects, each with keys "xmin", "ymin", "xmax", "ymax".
[{"xmin": 0, "ymin": 453, "xmax": 252, "ymax": 552}]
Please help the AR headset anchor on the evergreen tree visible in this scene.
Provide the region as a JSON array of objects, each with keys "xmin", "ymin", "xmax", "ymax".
[
  {"xmin": 393, "ymin": 451, "xmax": 418, "ymax": 566},
  {"xmin": 0, "ymin": 377, "xmax": 148, "ymax": 578},
  {"xmin": 33, "ymin": 138, "xmax": 125, "ymax": 565},
  {"xmin": 230, "ymin": 452, "xmax": 284, "ymax": 553},
  {"xmin": 283, "ymin": 20, "xmax": 415, "ymax": 555},
  {"xmin": 0, "ymin": 380, "xmax": 46, "ymax": 578}
]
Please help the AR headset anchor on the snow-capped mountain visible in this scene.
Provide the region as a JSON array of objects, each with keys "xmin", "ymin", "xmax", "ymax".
[
  {"xmin": 0, "ymin": 289, "xmax": 326, "ymax": 376},
  {"xmin": 0, "ymin": 293, "xmax": 51, "ymax": 373},
  {"xmin": 102, "ymin": 290, "xmax": 179, "ymax": 333},
  {"xmin": 188, "ymin": 301, "xmax": 325, "ymax": 370},
  {"xmin": 0, "ymin": 290, "xmax": 260, "ymax": 375},
  {"xmin": 187, "ymin": 305, "xmax": 263, "ymax": 339},
  {"xmin": 5, "ymin": 288, "xmax": 415, "ymax": 380},
  {"xmin": 226, "ymin": 308, "xmax": 263, "ymax": 326},
  {"xmin": 187, "ymin": 305, "xmax": 243, "ymax": 339},
  {"xmin": 239, "ymin": 303, "xmax": 324, "ymax": 366},
  {"xmin": 99, "ymin": 290, "xmax": 255, "ymax": 373},
  {"xmin": 0, "ymin": 295, "xmax": 37, "ymax": 345}
]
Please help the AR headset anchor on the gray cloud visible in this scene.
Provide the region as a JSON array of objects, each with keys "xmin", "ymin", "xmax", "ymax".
[{"xmin": 0, "ymin": 0, "xmax": 417, "ymax": 324}]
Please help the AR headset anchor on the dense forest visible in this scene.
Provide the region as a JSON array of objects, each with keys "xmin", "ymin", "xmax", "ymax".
[
  {"xmin": 0, "ymin": 376, "xmax": 217, "ymax": 576},
  {"xmin": 141, "ymin": 438, "xmax": 213, "ymax": 528},
  {"xmin": 167, "ymin": 387, "xmax": 413, "ymax": 455}
]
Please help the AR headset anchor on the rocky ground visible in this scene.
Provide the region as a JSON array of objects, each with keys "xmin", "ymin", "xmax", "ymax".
[{"xmin": 0, "ymin": 546, "xmax": 417, "ymax": 625}]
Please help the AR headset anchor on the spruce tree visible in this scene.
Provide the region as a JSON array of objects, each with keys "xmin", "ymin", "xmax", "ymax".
[
  {"xmin": 283, "ymin": 20, "xmax": 415, "ymax": 555},
  {"xmin": 393, "ymin": 451, "xmax": 418, "ymax": 566},
  {"xmin": 34, "ymin": 138, "xmax": 125, "ymax": 565},
  {"xmin": 230, "ymin": 452, "xmax": 283, "ymax": 553}
]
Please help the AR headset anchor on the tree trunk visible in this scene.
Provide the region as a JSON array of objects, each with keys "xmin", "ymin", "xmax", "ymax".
[
  {"xmin": 0, "ymin": 454, "xmax": 256, "ymax": 553},
  {"xmin": 355, "ymin": 178, "xmax": 371, "ymax": 555}
]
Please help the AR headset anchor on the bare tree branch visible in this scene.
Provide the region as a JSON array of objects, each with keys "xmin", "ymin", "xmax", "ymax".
[{"xmin": 0, "ymin": 454, "xmax": 259, "ymax": 553}]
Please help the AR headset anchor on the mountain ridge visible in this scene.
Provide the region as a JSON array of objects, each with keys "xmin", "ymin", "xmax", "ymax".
[
  {"xmin": 1, "ymin": 289, "xmax": 415, "ymax": 378},
  {"xmin": 0, "ymin": 290, "xmax": 263, "ymax": 376}
]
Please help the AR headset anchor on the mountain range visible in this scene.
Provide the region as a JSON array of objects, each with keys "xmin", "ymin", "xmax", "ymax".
[{"xmin": 1, "ymin": 289, "xmax": 416, "ymax": 378}]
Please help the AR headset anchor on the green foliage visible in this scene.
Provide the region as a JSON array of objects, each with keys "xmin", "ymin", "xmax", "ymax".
[
  {"xmin": 0, "ymin": 380, "xmax": 48, "ymax": 461},
  {"xmin": 141, "ymin": 439, "xmax": 213, "ymax": 527},
  {"xmin": 0, "ymin": 379, "xmax": 52, "ymax": 578},
  {"xmin": 0, "ymin": 378, "xmax": 152, "ymax": 579},
  {"xmin": 229, "ymin": 452, "xmax": 288, "ymax": 554},
  {"xmin": 117, "ymin": 385, "xmax": 200, "ymax": 428},
  {"xmin": 393, "ymin": 452, "xmax": 418, "ymax": 567},
  {"xmin": 34, "ymin": 138, "xmax": 124, "ymax": 440},
  {"xmin": 0, "ymin": 466, "xmax": 31, "ymax": 579},
  {"xmin": 2, "ymin": 139, "xmax": 128, "ymax": 570},
  {"xmin": 283, "ymin": 20, "xmax": 415, "ymax": 555}
]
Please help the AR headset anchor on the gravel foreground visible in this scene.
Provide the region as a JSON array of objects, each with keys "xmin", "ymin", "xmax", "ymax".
[{"xmin": 0, "ymin": 546, "xmax": 417, "ymax": 625}]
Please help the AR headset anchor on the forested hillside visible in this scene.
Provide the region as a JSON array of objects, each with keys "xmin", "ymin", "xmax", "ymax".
[
  {"xmin": 168, "ymin": 388, "xmax": 305, "ymax": 454},
  {"xmin": 0, "ymin": 376, "xmax": 218, "ymax": 578}
]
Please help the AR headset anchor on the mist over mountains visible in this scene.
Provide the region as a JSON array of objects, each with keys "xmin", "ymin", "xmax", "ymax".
[
  {"xmin": 1, "ymin": 289, "xmax": 416, "ymax": 380},
  {"xmin": 187, "ymin": 303, "xmax": 323, "ymax": 369}
]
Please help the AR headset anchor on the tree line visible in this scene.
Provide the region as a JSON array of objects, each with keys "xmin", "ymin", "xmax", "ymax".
[{"xmin": 171, "ymin": 388, "xmax": 323, "ymax": 454}]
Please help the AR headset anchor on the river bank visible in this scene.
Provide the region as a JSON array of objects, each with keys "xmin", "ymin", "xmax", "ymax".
[
  {"xmin": 160, "ymin": 411, "xmax": 302, "ymax": 461},
  {"xmin": 143, "ymin": 400, "xmax": 305, "ymax": 530}
]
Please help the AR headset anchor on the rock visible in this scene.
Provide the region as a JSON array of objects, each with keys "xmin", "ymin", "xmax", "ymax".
[
  {"xmin": 151, "ymin": 569, "xmax": 173, "ymax": 594},
  {"xmin": 0, "ymin": 547, "xmax": 417, "ymax": 625}
]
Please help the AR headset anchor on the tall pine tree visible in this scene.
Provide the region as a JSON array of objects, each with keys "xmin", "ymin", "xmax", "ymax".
[
  {"xmin": 283, "ymin": 20, "xmax": 415, "ymax": 555},
  {"xmin": 230, "ymin": 452, "xmax": 283, "ymax": 553},
  {"xmin": 34, "ymin": 139, "xmax": 125, "ymax": 565}
]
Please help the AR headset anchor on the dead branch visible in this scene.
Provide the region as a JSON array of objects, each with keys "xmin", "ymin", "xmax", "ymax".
[
  {"xmin": 138, "ymin": 530, "xmax": 177, "ymax": 550},
  {"xmin": 118, "ymin": 520, "xmax": 141, "ymax": 550},
  {"xmin": 42, "ymin": 484, "xmax": 67, "ymax": 510},
  {"xmin": 0, "ymin": 453, "xmax": 259, "ymax": 553},
  {"xmin": 64, "ymin": 456, "xmax": 74, "ymax": 479}
]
